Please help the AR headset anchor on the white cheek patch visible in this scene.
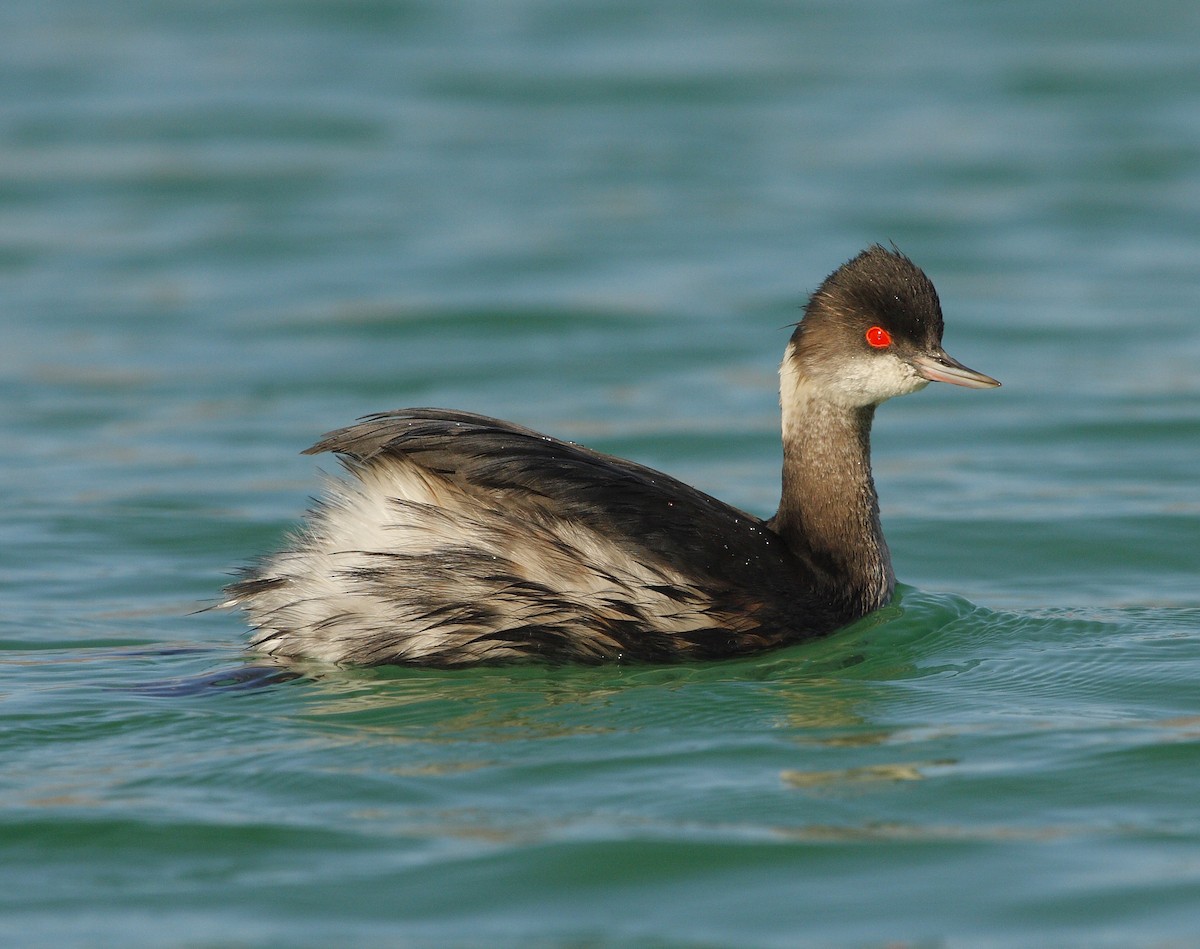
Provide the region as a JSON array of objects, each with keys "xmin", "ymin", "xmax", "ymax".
[
  {"xmin": 827, "ymin": 353, "xmax": 930, "ymax": 406},
  {"xmin": 780, "ymin": 343, "xmax": 929, "ymax": 414}
]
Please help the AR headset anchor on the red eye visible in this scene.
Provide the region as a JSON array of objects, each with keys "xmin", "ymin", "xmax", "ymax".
[{"xmin": 865, "ymin": 326, "xmax": 892, "ymax": 348}]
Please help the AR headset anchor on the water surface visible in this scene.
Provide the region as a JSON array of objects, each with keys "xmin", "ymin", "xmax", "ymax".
[{"xmin": 4, "ymin": 1, "xmax": 1200, "ymax": 946}]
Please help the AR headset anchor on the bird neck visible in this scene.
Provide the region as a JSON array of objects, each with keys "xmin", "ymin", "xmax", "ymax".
[{"xmin": 768, "ymin": 358, "xmax": 895, "ymax": 616}]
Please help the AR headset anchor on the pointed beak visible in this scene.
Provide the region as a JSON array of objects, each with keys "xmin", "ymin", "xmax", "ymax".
[{"xmin": 911, "ymin": 349, "xmax": 1000, "ymax": 389}]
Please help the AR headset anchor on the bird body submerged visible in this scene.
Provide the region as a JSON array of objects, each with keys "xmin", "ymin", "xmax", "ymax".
[{"xmin": 226, "ymin": 246, "xmax": 999, "ymax": 666}]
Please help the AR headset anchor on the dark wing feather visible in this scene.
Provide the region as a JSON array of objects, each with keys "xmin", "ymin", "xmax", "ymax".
[{"xmin": 305, "ymin": 409, "xmax": 821, "ymax": 627}]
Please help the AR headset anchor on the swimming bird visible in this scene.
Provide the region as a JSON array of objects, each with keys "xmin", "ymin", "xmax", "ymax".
[{"xmin": 225, "ymin": 245, "xmax": 999, "ymax": 666}]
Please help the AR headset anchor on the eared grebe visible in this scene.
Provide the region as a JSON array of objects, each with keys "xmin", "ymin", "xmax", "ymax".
[{"xmin": 225, "ymin": 245, "xmax": 999, "ymax": 666}]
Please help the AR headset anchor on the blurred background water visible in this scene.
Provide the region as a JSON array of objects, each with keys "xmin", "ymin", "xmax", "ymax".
[{"xmin": 4, "ymin": 1, "xmax": 1200, "ymax": 946}]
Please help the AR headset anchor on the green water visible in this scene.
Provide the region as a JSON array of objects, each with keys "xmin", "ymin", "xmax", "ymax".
[{"xmin": 5, "ymin": 1, "xmax": 1200, "ymax": 946}]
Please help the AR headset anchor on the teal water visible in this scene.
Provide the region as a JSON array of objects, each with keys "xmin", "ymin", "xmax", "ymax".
[{"xmin": 4, "ymin": 1, "xmax": 1200, "ymax": 946}]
